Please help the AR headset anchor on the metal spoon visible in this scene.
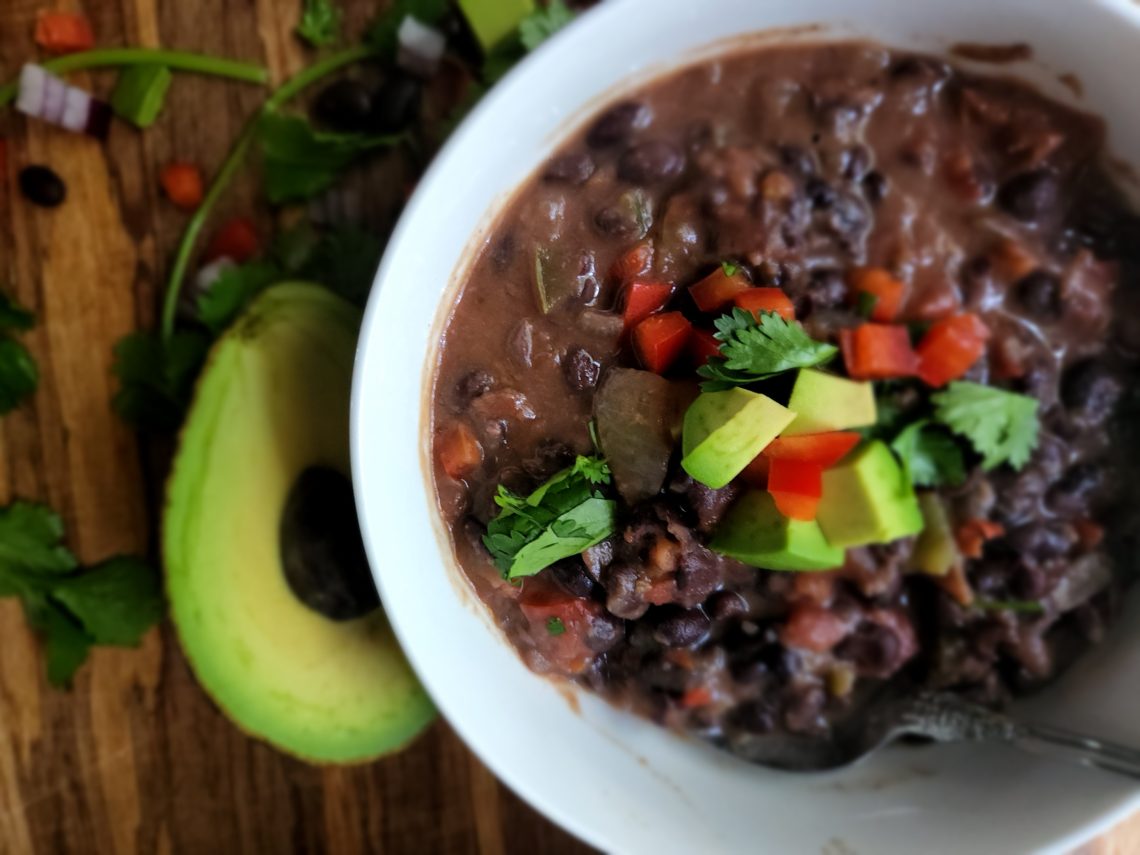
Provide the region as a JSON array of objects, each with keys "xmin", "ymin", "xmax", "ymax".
[{"xmin": 730, "ymin": 690, "xmax": 1140, "ymax": 778}]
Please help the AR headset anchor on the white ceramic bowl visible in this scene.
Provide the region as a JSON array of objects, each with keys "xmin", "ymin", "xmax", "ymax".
[{"xmin": 352, "ymin": 1, "xmax": 1140, "ymax": 851}]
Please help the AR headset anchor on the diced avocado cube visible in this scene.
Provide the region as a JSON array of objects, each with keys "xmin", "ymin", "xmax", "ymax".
[
  {"xmin": 710, "ymin": 491, "xmax": 845, "ymax": 571},
  {"xmin": 783, "ymin": 369, "xmax": 876, "ymax": 436},
  {"xmin": 817, "ymin": 440, "xmax": 924, "ymax": 547},
  {"xmin": 681, "ymin": 389, "xmax": 795, "ymax": 489},
  {"xmin": 458, "ymin": 0, "xmax": 536, "ymax": 52},
  {"xmin": 913, "ymin": 493, "xmax": 959, "ymax": 577}
]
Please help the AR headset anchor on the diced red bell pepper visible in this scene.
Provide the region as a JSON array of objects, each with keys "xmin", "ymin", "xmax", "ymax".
[
  {"xmin": 689, "ymin": 267, "xmax": 751, "ymax": 313},
  {"xmin": 609, "ymin": 241, "xmax": 654, "ymax": 282},
  {"xmin": 633, "ymin": 311, "xmax": 692, "ymax": 374},
  {"xmin": 205, "ymin": 217, "xmax": 260, "ymax": 263},
  {"xmin": 680, "ymin": 686, "xmax": 714, "ymax": 709},
  {"xmin": 740, "ymin": 453, "xmax": 770, "ymax": 489},
  {"xmin": 839, "ymin": 324, "xmax": 920, "ymax": 380},
  {"xmin": 438, "ymin": 423, "xmax": 483, "ymax": 480},
  {"xmin": 916, "ymin": 312, "xmax": 991, "ymax": 388},
  {"xmin": 160, "ymin": 162, "xmax": 204, "ymax": 211},
  {"xmin": 35, "ymin": 12, "xmax": 95, "ymax": 55},
  {"xmin": 733, "ymin": 287, "xmax": 795, "ymax": 321},
  {"xmin": 762, "ymin": 432, "xmax": 861, "ymax": 468},
  {"xmin": 1075, "ymin": 519, "xmax": 1105, "ymax": 551},
  {"xmin": 767, "ymin": 458, "xmax": 823, "ymax": 521},
  {"xmin": 846, "ymin": 267, "xmax": 905, "ymax": 322},
  {"xmin": 687, "ymin": 328, "xmax": 721, "ymax": 366},
  {"xmin": 781, "ymin": 604, "xmax": 851, "ymax": 652},
  {"xmin": 519, "ymin": 577, "xmax": 598, "ymax": 674},
  {"xmin": 621, "ymin": 280, "xmax": 673, "ymax": 330}
]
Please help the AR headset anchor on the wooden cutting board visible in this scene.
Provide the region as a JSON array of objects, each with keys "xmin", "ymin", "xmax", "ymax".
[{"xmin": 0, "ymin": 2, "xmax": 1134, "ymax": 852}]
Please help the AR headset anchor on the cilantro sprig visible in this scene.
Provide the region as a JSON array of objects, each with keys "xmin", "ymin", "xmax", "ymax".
[
  {"xmin": 297, "ymin": 0, "xmax": 342, "ymax": 48},
  {"xmin": 890, "ymin": 420, "xmax": 965, "ymax": 488},
  {"xmin": 698, "ymin": 309, "xmax": 838, "ymax": 391},
  {"xmin": 931, "ymin": 382, "xmax": 1040, "ymax": 471},
  {"xmin": 484, "ymin": 455, "xmax": 616, "ymax": 580},
  {"xmin": 0, "ymin": 292, "xmax": 38, "ymax": 414}
]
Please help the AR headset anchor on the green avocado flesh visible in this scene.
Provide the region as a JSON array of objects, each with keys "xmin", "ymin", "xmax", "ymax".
[
  {"xmin": 164, "ymin": 283, "xmax": 434, "ymax": 764},
  {"xmin": 681, "ymin": 389, "xmax": 794, "ymax": 489},
  {"xmin": 711, "ymin": 491, "xmax": 844, "ymax": 571},
  {"xmin": 816, "ymin": 440, "xmax": 924, "ymax": 548},
  {"xmin": 458, "ymin": 0, "xmax": 536, "ymax": 51},
  {"xmin": 783, "ymin": 369, "xmax": 876, "ymax": 436}
]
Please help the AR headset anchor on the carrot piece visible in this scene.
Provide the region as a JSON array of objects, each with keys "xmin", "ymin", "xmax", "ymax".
[
  {"xmin": 687, "ymin": 327, "xmax": 721, "ymax": 367},
  {"xmin": 633, "ymin": 311, "xmax": 692, "ymax": 374},
  {"xmin": 762, "ymin": 432, "xmax": 861, "ymax": 468},
  {"xmin": 955, "ymin": 519, "xmax": 1005, "ymax": 559},
  {"xmin": 680, "ymin": 686, "xmax": 714, "ymax": 709},
  {"xmin": 438, "ymin": 424, "xmax": 483, "ymax": 480},
  {"xmin": 733, "ymin": 287, "xmax": 795, "ymax": 321},
  {"xmin": 35, "ymin": 12, "xmax": 95, "ymax": 55},
  {"xmin": 609, "ymin": 241, "xmax": 654, "ymax": 283},
  {"xmin": 204, "ymin": 217, "xmax": 260, "ymax": 263},
  {"xmin": 840, "ymin": 324, "xmax": 919, "ymax": 380},
  {"xmin": 621, "ymin": 280, "xmax": 673, "ymax": 330},
  {"xmin": 916, "ymin": 313, "xmax": 991, "ymax": 388},
  {"xmin": 689, "ymin": 267, "xmax": 751, "ymax": 313},
  {"xmin": 846, "ymin": 267, "xmax": 905, "ymax": 322},
  {"xmin": 160, "ymin": 162, "xmax": 204, "ymax": 211}
]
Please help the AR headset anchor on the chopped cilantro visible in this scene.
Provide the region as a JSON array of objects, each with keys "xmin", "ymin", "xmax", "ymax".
[
  {"xmin": 0, "ymin": 291, "xmax": 38, "ymax": 415},
  {"xmin": 518, "ymin": 0, "xmax": 576, "ymax": 51},
  {"xmin": 112, "ymin": 330, "xmax": 211, "ymax": 433},
  {"xmin": 890, "ymin": 420, "xmax": 965, "ymax": 488},
  {"xmin": 297, "ymin": 0, "xmax": 342, "ymax": 47},
  {"xmin": 931, "ymin": 381, "xmax": 1039, "ymax": 471},
  {"xmin": 698, "ymin": 308, "xmax": 838, "ymax": 391},
  {"xmin": 483, "ymin": 455, "xmax": 616, "ymax": 579},
  {"xmin": 721, "ymin": 260, "xmax": 740, "ymax": 278},
  {"xmin": 975, "ymin": 599, "xmax": 1045, "ymax": 615},
  {"xmin": 546, "ymin": 617, "xmax": 566, "ymax": 636},
  {"xmin": 197, "ymin": 260, "xmax": 281, "ymax": 335}
]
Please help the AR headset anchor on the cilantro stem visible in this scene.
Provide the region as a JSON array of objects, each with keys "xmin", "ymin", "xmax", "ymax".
[
  {"xmin": 159, "ymin": 45, "xmax": 373, "ymax": 341},
  {"xmin": 0, "ymin": 49, "xmax": 269, "ymax": 107}
]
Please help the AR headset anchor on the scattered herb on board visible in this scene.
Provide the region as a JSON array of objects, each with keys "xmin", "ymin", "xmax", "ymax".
[
  {"xmin": 698, "ymin": 308, "xmax": 838, "ymax": 391},
  {"xmin": 0, "ymin": 291, "xmax": 38, "ymax": 414},
  {"xmin": 297, "ymin": 0, "xmax": 342, "ymax": 47}
]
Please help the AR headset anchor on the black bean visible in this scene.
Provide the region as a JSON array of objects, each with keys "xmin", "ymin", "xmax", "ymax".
[
  {"xmin": 638, "ymin": 658, "xmax": 688, "ymax": 693},
  {"xmin": 993, "ymin": 470, "xmax": 1047, "ymax": 526},
  {"xmin": 563, "ymin": 347, "xmax": 600, "ymax": 392},
  {"xmin": 1007, "ymin": 523, "xmax": 1076, "ymax": 562},
  {"xmin": 1047, "ymin": 463, "xmax": 1104, "ymax": 515},
  {"xmin": 543, "ymin": 152, "xmax": 596, "ymax": 185},
  {"xmin": 586, "ymin": 101, "xmax": 652, "ymax": 148},
  {"xmin": 783, "ymin": 685, "xmax": 826, "ymax": 733},
  {"xmin": 806, "ymin": 177, "xmax": 836, "ymax": 209},
  {"xmin": 1012, "ymin": 270, "xmax": 1062, "ymax": 320},
  {"xmin": 836, "ymin": 623, "xmax": 901, "ymax": 676},
  {"xmin": 369, "ymin": 73, "xmax": 422, "ymax": 134},
  {"xmin": 617, "ymin": 141, "xmax": 685, "ymax": 184},
  {"xmin": 604, "ymin": 563, "xmax": 649, "ymax": 620},
  {"xmin": 841, "ymin": 145, "xmax": 872, "ymax": 181},
  {"xmin": 1061, "ymin": 360, "xmax": 1123, "ymax": 424},
  {"xmin": 651, "ymin": 606, "xmax": 711, "ymax": 648},
  {"xmin": 550, "ymin": 560, "xmax": 599, "ymax": 599},
  {"xmin": 594, "ymin": 204, "xmax": 640, "ymax": 238},
  {"xmin": 19, "ymin": 166, "xmax": 66, "ymax": 208},
  {"xmin": 732, "ymin": 699, "xmax": 777, "ymax": 734},
  {"xmin": 313, "ymin": 79, "xmax": 375, "ymax": 133},
  {"xmin": 996, "ymin": 170, "xmax": 1059, "ymax": 222},
  {"xmin": 861, "ymin": 170, "xmax": 888, "ymax": 203},
  {"xmin": 707, "ymin": 590, "xmax": 747, "ymax": 621},
  {"xmin": 455, "ymin": 370, "xmax": 494, "ymax": 403},
  {"xmin": 523, "ymin": 438, "xmax": 576, "ymax": 480},
  {"xmin": 824, "ymin": 191, "xmax": 870, "ymax": 244},
  {"xmin": 490, "ymin": 231, "xmax": 516, "ymax": 270},
  {"xmin": 807, "ymin": 268, "xmax": 847, "ymax": 309},
  {"xmin": 759, "ymin": 642, "xmax": 797, "ymax": 680},
  {"xmin": 1011, "ymin": 563, "xmax": 1048, "ymax": 600},
  {"xmin": 778, "ymin": 144, "xmax": 817, "ymax": 178},
  {"xmin": 584, "ymin": 611, "xmax": 624, "ymax": 653},
  {"xmin": 889, "ymin": 55, "xmax": 950, "ymax": 82}
]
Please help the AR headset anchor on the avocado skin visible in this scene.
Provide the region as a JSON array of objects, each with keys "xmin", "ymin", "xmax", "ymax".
[{"xmin": 164, "ymin": 283, "xmax": 435, "ymax": 764}]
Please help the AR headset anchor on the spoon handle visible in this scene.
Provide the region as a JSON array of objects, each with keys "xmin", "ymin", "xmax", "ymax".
[{"xmin": 1014, "ymin": 723, "xmax": 1140, "ymax": 779}]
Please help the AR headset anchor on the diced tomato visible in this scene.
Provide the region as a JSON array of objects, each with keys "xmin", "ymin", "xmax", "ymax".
[
  {"xmin": 35, "ymin": 12, "xmax": 95, "ymax": 55},
  {"xmin": 621, "ymin": 280, "xmax": 673, "ymax": 330},
  {"xmin": 438, "ymin": 423, "xmax": 483, "ymax": 480},
  {"xmin": 687, "ymin": 327, "xmax": 721, "ymax": 366},
  {"xmin": 680, "ymin": 686, "xmax": 713, "ymax": 709},
  {"xmin": 916, "ymin": 313, "xmax": 991, "ymax": 387},
  {"xmin": 954, "ymin": 519, "xmax": 1005, "ymax": 559},
  {"xmin": 1075, "ymin": 519, "xmax": 1105, "ymax": 551},
  {"xmin": 609, "ymin": 241, "xmax": 654, "ymax": 282},
  {"xmin": 519, "ymin": 578, "xmax": 597, "ymax": 675},
  {"xmin": 689, "ymin": 267, "xmax": 750, "ymax": 313},
  {"xmin": 205, "ymin": 217, "xmax": 260, "ymax": 263},
  {"xmin": 740, "ymin": 453, "xmax": 770, "ymax": 489},
  {"xmin": 846, "ymin": 267, "xmax": 905, "ymax": 322},
  {"xmin": 839, "ymin": 324, "xmax": 920, "ymax": 380},
  {"xmin": 781, "ymin": 604, "xmax": 851, "ymax": 652},
  {"xmin": 633, "ymin": 311, "xmax": 692, "ymax": 374},
  {"xmin": 768, "ymin": 458, "xmax": 823, "ymax": 521},
  {"xmin": 733, "ymin": 287, "xmax": 795, "ymax": 321},
  {"xmin": 160, "ymin": 162, "xmax": 204, "ymax": 211},
  {"xmin": 762, "ymin": 432, "xmax": 861, "ymax": 468}
]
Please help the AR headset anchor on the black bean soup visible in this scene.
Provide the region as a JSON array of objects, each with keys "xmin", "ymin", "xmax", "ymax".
[{"xmin": 431, "ymin": 41, "xmax": 1140, "ymax": 759}]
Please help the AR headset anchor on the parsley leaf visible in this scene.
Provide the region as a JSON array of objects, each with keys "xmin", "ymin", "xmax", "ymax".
[
  {"xmin": 367, "ymin": 0, "xmax": 450, "ymax": 57},
  {"xmin": 546, "ymin": 617, "xmax": 566, "ymax": 636},
  {"xmin": 0, "ymin": 503, "xmax": 77, "ymax": 575},
  {"xmin": 890, "ymin": 421, "xmax": 965, "ymax": 488},
  {"xmin": 297, "ymin": 0, "xmax": 341, "ymax": 47},
  {"xmin": 484, "ymin": 455, "xmax": 616, "ymax": 579},
  {"xmin": 256, "ymin": 113, "xmax": 400, "ymax": 204},
  {"xmin": 51, "ymin": 557, "xmax": 164, "ymax": 647},
  {"xmin": 698, "ymin": 309, "xmax": 838, "ymax": 391},
  {"xmin": 519, "ymin": 0, "xmax": 575, "ymax": 51},
  {"xmin": 112, "ymin": 330, "xmax": 211, "ymax": 433},
  {"xmin": 931, "ymin": 381, "xmax": 1039, "ymax": 471},
  {"xmin": 23, "ymin": 595, "xmax": 92, "ymax": 687},
  {"xmin": 0, "ymin": 337, "xmax": 38, "ymax": 415}
]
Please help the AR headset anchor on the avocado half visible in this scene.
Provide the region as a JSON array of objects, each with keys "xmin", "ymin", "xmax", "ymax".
[{"xmin": 164, "ymin": 283, "xmax": 435, "ymax": 763}]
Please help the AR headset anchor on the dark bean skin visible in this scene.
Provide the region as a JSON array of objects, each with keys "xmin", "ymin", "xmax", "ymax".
[
  {"xmin": 455, "ymin": 370, "xmax": 494, "ymax": 403},
  {"xmin": 586, "ymin": 101, "xmax": 652, "ymax": 148},
  {"xmin": 836, "ymin": 623, "xmax": 902, "ymax": 676},
  {"xmin": 1062, "ymin": 360, "xmax": 1123, "ymax": 424},
  {"xmin": 522, "ymin": 438, "xmax": 576, "ymax": 480},
  {"xmin": 824, "ymin": 191, "xmax": 870, "ymax": 244},
  {"xmin": 861, "ymin": 170, "xmax": 889, "ymax": 203},
  {"xmin": 584, "ymin": 611, "xmax": 624, "ymax": 653},
  {"xmin": 841, "ymin": 145, "xmax": 872, "ymax": 181},
  {"xmin": 369, "ymin": 73, "xmax": 422, "ymax": 133},
  {"xmin": 806, "ymin": 177, "xmax": 836, "ymax": 209},
  {"xmin": 604, "ymin": 563, "xmax": 649, "ymax": 620},
  {"xmin": 550, "ymin": 560, "xmax": 599, "ymax": 599},
  {"xmin": 732, "ymin": 699, "xmax": 777, "ymax": 734},
  {"xmin": 1012, "ymin": 270, "xmax": 1062, "ymax": 320},
  {"xmin": 997, "ymin": 170, "xmax": 1060, "ymax": 222},
  {"xmin": 707, "ymin": 590, "xmax": 747, "ymax": 621},
  {"xmin": 617, "ymin": 141, "xmax": 685, "ymax": 184},
  {"xmin": 1012, "ymin": 563, "xmax": 1049, "ymax": 600},
  {"xmin": 563, "ymin": 347, "xmax": 601, "ymax": 392},
  {"xmin": 313, "ymin": 79, "xmax": 374, "ymax": 132},
  {"xmin": 544, "ymin": 152, "xmax": 596, "ymax": 185},
  {"xmin": 1007, "ymin": 523, "xmax": 1076, "ymax": 562},
  {"xmin": 778, "ymin": 144, "xmax": 818, "ymax": 178},
  {"xmin": 651, "ymin": 606, "xmax": 711, "ymax": 648},
  {"xmin": 1047, "ymin": 463, "xmax": 1104, "ymax": 515},
  {"xmin": 594, "ymin": 204, "xmax": 640, "ymax": 238},
  {"xmin": 19, "ymin": 166, "xmax": 66, "ymax": 208}
]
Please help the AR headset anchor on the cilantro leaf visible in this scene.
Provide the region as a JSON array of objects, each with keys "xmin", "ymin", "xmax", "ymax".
[
  {"xmin": 721, "ymin": 261, "xmax": 740, "ymax": 278},
  {"xmin": 518, "ymin": 0, "xmax": 575, "ymax": 51},
  {"xmin": 290, "ymin": 228, "xmax": 383, "ymax": 306},
  {"xmin": 0, "ymin": 292, "xmax": 34, "ymax": 331},
  {"xmin": 256, "ymin": 113, "xmax": 400, "ymax": 204},
  {"xmin": 698, "ymin": 309, "xmax": 838, "ymax": 391},
  {"xmin": 484, "ymin": 455, "xmax": 616, "ymax": 579},
  {"xmin": 546, "ymin": 617, "xmax": 566, "ymax": 636},
  {"xmin": 932, "ymin": 381, "xmax": 1039, "ymax": 471},
  {"xmin": 197, "ymin": 260, "xmax": 281, "ymax": 335},
  {"xmin": 297, "ymin": 0, "xmax": 341, "ymax": 47},
  {"xmin": 112, "ymin": 330, "xmax": 211, "ymax": 433},
  {"xmin": 0, "ymin": 337, "xmax": 38, "ymax": 414},
  {"xmin": 0, "ymin": 503, "xmax": 77, "ymax": 576},
  {"xmin": 23, "ymin": 595, "xmax": 92, "ymax": 687},
  {"xmin": 890, "ymin": 421, "xmax": 965, "ymax": 488},
  {"xmin": 51, "ymin": 556, "xmax": 163, "ymax": 647},
  {"xmin": 367, "ymin": 0, "xmax": 450, "ymax": 57}
]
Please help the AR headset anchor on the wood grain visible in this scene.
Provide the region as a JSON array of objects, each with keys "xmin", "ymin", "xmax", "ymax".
[{"xmin": 0, "ymin": 2, "xmax": 1134, "ymax": 853}]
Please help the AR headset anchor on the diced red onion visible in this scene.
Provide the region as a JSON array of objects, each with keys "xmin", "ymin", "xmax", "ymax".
[
  {"xmin": 194, "ymin": 257, "xmax": 236, "ymax": 298},
  {"xmin": 397, "ymin": 16, "xmax": 446, "ymax": 79},
  {"xmin": 16, "ymin": 64, "xmax": 111, "ymax": 140}
]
